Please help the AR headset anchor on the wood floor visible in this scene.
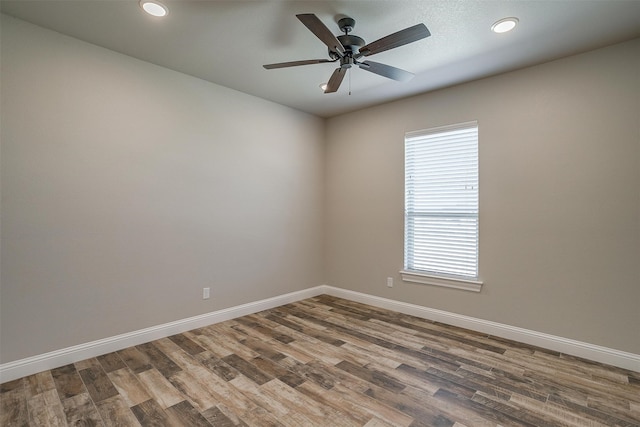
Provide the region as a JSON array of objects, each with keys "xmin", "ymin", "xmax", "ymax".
[{"xmin": 1, "ymin": 295, "xmax": 639, "ymax": 427}]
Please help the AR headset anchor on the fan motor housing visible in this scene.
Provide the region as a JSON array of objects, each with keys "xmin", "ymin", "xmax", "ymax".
[{"xmin": 329, "ymin": 34, "xmax": 365, "ymax": 59}]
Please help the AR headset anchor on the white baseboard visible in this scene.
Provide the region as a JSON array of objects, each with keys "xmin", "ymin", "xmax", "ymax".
[
  {"xmin": 321, "ymin": 285, "xmax": 640, "ymax": 373},
  {"xmin": 2, "ymin": 284, "xmax": 638, "ymax": 383},
  {"xmin": 0, "ymin": 286, "xmax": 325, "ymax": 383}
]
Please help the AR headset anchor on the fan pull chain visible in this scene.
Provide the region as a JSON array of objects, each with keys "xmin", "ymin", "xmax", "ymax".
[{"xmin": 349, "ymin": 67, "xmax": 352, "ymax": 96}]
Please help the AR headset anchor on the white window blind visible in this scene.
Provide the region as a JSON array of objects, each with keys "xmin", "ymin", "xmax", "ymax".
[{"xmin": 404, "ymin": 121, "xmax": 479, "ymax": 280}]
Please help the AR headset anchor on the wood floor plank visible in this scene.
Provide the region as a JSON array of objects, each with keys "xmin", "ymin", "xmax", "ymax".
[
  {"xmin": 200, "ymin": 405, "xmax": 242, "ymax": 427},
  {"xmin": 508, "ymin": 393, "xmax": 610, "ymax": 427},
  {"xmin": 212, "ymin": 403, "xmax": 251, "ymax": 427},
  {"xmin": 203, "ymin": 324, "xmax": 262, "ymax": 361},
  {"xmin": 456, "ymin": 366, "xmax": 548, "ymax": 402},
  {"xmin": 73, "ymin": 358, "xmax": 100, "ymax": 371},
  {"xmin": 261, "ymin": 378, "xmax": 350, "ymax": 427},
  {"xmin": 225, "ymin": 320, "xmax": 283, "ymax": 349},
  {"xmin": 630, "ymin": 401, "xmax": 640, "ymax": 418},
  {"xmin": 150, "ymin": 336, "xmax": 185, "ymax": 356},
  {"xmin": 363, "ymin": 383, "xmax": 456, "ymax": 427},
  {"xmin": 2, "ymin": 295, "xmax": 639, "ymax": 427},
  {"xmin": 548, "ymin": 392, "xmax": 638, "ymax": 427},
  {"xmin": 196, "ymin": 351, "xmax": 240, "ymax": 381},
  {"xmin": 427, "ymin": 366, "xmax": 512, "ymax": 401},
  {"xmin": 51, "ymin": 364, "xmax": 86, "ymax": 400},
  {"xmin": 0, "ymin": 383, "xmax": 29, "ymax": 427},
  {"xmin": 288, "ymin": 304, "xmax": 464, "ymax": 372},
  {"xmin": 234, "ymin": 336, "xmax": 287, "ymax": 362},
  {"xmin": 233, "ymin": 405, "xmax": 282, "ymax": 427},
  {"xmin": 469, "ymin": 391, "xmax": 557, "ymax": 427},
  {"xmin": 107, "ymin": 367, "xmax": 151, "ymax": 407},
  {"xmin": 248, "ymin": 336, "xmax": 317, "ymax": 364},
  {"xmin": 339, "ymin": 315, "xmax": 434, "ymax": 351},
  {"xmin": 522, "ymin": 362, "xmax": 640, "ymax": 407},
  {"xmin": 277, "ymin": 358, "xmax": 338, "ymax": 390},
  {"xmin": 25, "ymin": 371, "xmax": 56, "ymax": 398},
  {"xmin": 336, "ymin": 360, "xmax": 406, "ymax": 393},
  {"xmin": 1, "ymin": 377, "xmax": 25, "ymax": 393},
  {"xmin": 131, "ymin": 398, "xmax": 172, "ymax": 427},
  {"xmin": 136, "ymin": 342, "xmax": 182, "ymax": 378},
  {"xmin": 588, "ymin": 394, "xmax": 640, "ymax": 424},
  {"xmin": 280, "ymin": 333, "xmax": 345, "ymax": 366},
  {"xmin": 136, "ymin": 368, "xmax": 184, "ymax": 410},
  {"xmin": 263, "ymin": 312, "xmax": 346, "ymax": 346},
  {"xmin": 61, "ymin": 392, "xmax": 103, "ymax": 427},
  {"xmin": 339, "ymin": 341, "xmax": 403, "ymax": 369},
  {"xmin": 168, "ymin": 350, "xmax": 258, "ymax": 417},
  {"xmin": 228, "ymin": 375, "xmax": 291, "ymax": 421},
  {"xmin": 164, "ymin": 400, "xmax": 212, "ymax": 426},
  {"xmin": 233, "ymin": 316, "xmax": 295, "ymax": 344},
  {"xmin": 364, "ymin": 418, "xmax": 400, "ymax": 427},
  {"xmin": 330, "ymin": 382, "xmax": 415, "ymax": 427},
  {"xmin": 267, "ymin": 307, "xmax": 331, "ymax": 331},
  {"xmin": 95, "ymin": 395, "xmax": 141, "ymax": 426},
  {"xmin": 248, "ymin": 311, "xmax": 344, "ymax": 348},
  {"xmin": 433, "ymin": 388, "xmax": 537, "ymax": 427},
  {"xmin": 222, "ymin": 354, "xmax": 272, "ymax": 385},
  {"xmin": 367, "ymin": 359, "xmax": 440, "ymax": 396},
  {"xmin": 249, "ymin": 355, "xmax": 305, "ymax": 388},
  {"xmin": 118, "ymin": 347, "xmax": 154, "ymax": 374},
  {"xmin": 401, "ymin": 385, "xmax": 496, "ymax": 427},
  {"xmin": 187, "ymin": 329, "xmax": 235, "ymax": 359},
  {"xmin": 168, "ymin": 370, "xmax": 221, "ymax": 412},
  {"xmin": 295, "ymin": 380, "xmax": 372, "ymax": 426},
  {"xmin": 97, "ymin": 352, "xmax": 127, "ymax": 373},
  {"xmin": 132, "ymin": 398, "xmax": 208, "ymax": 427},
  {"xmin": 396, "ymin": 363, "xmax": 476, "ymax": 398},
  {"xmin": 168, "ymin": 333, "xmax": 207, "ymax": 355},
  {"xmin": 27, "ymin": 388, "xmax": 67, "ymax": 427},
  {"xmin": 78, "ymin": 364, "xmax": 119, "ymax": 403}
]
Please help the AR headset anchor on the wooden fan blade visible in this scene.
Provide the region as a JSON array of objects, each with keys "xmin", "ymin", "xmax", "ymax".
[
  {"xmin": 263, "ymin": 59, "xmax": 333, "ymax": 69},
  {"xmin": 358, "ymin": 61, "xmax": 414, "ymax": 81},
  {"xmin": 297, "ymin": 14, "xmax": 345, "ymax": 56},
  {"xmin": 358, "ymin": 23, "xmax": 430, "ymax": 57},
  {"xmin": 324, "ymin": 67, "xmax": 346, "ymax": 93}
]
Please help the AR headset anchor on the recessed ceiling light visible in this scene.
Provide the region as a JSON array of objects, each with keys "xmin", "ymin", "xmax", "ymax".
[
  {"xmin": 140, "ymin": 0, "xmax": 168, "ymax": 17},
  {"xmin": 491, "ymin": 17, "xmax": 518, "ymax": 34}
]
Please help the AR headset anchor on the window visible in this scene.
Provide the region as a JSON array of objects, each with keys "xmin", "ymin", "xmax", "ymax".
[{"xmin": 402, "ymin": 121, "xmax": 481, "ymax": 291}]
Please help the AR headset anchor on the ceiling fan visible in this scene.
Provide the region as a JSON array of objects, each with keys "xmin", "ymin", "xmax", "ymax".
[{"xmin": 263, "ymin": 14, "xmax": 431, "ymax": 93}]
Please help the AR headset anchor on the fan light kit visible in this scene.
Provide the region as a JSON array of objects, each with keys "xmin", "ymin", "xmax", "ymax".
[
  {"xmin": 140, "ymin": 0, "xmax": 168, "ymax": 17},
  {"xmin": 491, "ymin": 17, "xmax": 518, "ymax": 33},
  {"xmin": 264, "ymin": 14, "xmax": 430, "ymax": 94}
]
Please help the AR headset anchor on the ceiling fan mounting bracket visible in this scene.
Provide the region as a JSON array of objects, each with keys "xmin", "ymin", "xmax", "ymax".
[{"xmin": 338, "ymin": 17, "xmax": 356, "ymax": 34}]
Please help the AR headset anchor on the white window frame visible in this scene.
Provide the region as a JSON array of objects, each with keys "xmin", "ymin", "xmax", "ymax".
[{"xmin": 401, "ymin": 121, "xmax": 482, "ymax": 292}]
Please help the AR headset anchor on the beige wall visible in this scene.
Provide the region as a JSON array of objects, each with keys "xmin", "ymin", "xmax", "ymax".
[
  {"xmin": 325, "ymin": 38, "xmax": 640, "ymax": 354},
  {"xmin": 0, "ymin": 15, "xmax": 325, "ymax": 363}
]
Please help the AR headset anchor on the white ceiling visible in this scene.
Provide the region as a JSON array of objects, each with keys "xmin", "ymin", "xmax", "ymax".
[{"xmin": 2, "ymin": 0, "xmax": 640, "ymax": 118}]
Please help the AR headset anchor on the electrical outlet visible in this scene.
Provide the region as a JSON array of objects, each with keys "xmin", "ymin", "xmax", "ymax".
[
  {"xmin": 203, "ymin": 287, "xmax": 210, "ymax": 299},
  {"xmin": 387, "ymin": 277, "xmax": 393, "ymax": 288}
]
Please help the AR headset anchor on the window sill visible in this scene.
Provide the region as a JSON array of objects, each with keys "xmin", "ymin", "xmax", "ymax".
[{"xmin": 400, "ymin": 270, "xmax": 483, "ymax": 292}]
